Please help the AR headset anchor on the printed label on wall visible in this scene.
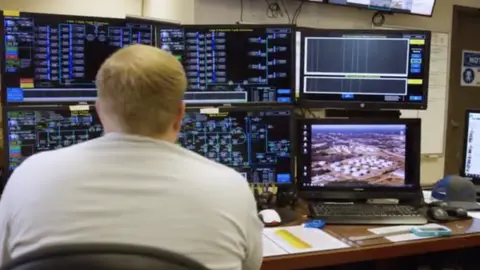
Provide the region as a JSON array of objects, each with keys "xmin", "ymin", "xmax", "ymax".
[{"xmin": 461, "ymin": 50, "xmax": 480, "ymax": 87}]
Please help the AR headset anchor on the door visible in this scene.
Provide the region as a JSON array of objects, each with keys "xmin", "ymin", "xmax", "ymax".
[{"xmin": 444, "ymin": 6, "xmax": 480, "ymax": 175}]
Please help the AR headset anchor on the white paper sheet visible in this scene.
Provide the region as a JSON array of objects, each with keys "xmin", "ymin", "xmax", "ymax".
[
  {"xmin": 468, "ymin": 212, "xmax": 480, "ymax": 219},
  {"xmin": 418, "ymin": 98, "xmax": 447, "ymax": 154},
  {"xmin": 263, "ymin": 226, "xmax": 349, "ymax": 255},
  {"xmin": 262, "ymin": 235, "xmax": 288, "ymax": 257}
]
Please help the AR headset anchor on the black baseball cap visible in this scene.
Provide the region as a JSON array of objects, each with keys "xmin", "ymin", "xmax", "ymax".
[{"xmin": 432, "ymin": 175, "xmax": 480, "ymax": 210}]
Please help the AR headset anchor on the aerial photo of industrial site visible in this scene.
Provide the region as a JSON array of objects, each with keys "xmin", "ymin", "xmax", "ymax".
[{"xmin": 310, "ymin": 124, "xmax": 406, "ymax": 187}]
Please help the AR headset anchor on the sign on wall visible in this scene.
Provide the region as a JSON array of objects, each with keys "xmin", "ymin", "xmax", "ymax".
[{"xmin": 461, "ymin": 50, "xmax": 480, "ymax": 87}]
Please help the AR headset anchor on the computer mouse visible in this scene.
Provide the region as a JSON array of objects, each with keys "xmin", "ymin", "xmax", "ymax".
[
  {"xmin": 429, "ymin": 207, "xmax": 449, "ymax": 221},
  {"xmin": 258, "ymin": 209, "xmax": 281, "ymax": 226}
]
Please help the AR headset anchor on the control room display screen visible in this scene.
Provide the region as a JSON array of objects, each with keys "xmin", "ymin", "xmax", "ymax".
[
  {"xmin": 6, "ymin": 109, "xmax": 103, "ymax": 173},
  {"xmin": 297, "ymin": 119, "xmax": 422, "ymax": 190},
  {"xmin": 179, "ymin": 110, "xmax": 293, "ymax": 184},
  {"xmin": 158, "ymin": 25, "xmax": 295, "ymax": 105},
  {"xmin": 297, "ymin": 29, "xmax": 430, "ymax": 109},
  {"xmin": 2, "ymin": 11, "xmax": 154, "ymax": 104}
]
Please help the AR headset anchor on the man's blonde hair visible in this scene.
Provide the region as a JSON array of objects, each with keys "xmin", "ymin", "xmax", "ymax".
[{"xmin": 96, "ymin": 44, "xmax": 186, "ymax": 136}]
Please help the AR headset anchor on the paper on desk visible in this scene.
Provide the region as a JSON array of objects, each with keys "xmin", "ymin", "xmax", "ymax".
[
  {"xmin": 468, "ymin": 212, "xmax": 480, "ymax": 219},
  {"xmin": 263, "ymin": 226, "xmax": 349, "ymax": 255},
  {"xmin": 368, "ymin": 224, "xmax": 445, "ymax": 242},
  {"xmin": 262, "ymin": 235, "xmax": 287, "ymax": 257}
]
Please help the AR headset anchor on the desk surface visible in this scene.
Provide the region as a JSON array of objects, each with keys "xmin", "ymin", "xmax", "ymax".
[{"xmin": 262, "ymin": 213, "xmax": 480, "ymax": 270}]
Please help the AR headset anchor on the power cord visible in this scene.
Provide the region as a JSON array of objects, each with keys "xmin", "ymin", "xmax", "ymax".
[
  {"xmin": 239, "ymin": 0, "xmax": 244, "ymax": 22},
  {"xmin": 292, "ymin": 0, "xmax": 306, "ymax": 24}
]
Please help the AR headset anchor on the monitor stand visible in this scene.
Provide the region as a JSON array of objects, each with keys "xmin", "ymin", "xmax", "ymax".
[{"xmin": 325, "ymin": 109, "xmax": 401, "ymax": 119}]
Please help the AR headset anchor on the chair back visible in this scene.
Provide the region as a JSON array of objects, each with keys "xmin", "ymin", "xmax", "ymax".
[{"xmin": 1, "ymin": 244, "xmax": 210, "ymax": 270}]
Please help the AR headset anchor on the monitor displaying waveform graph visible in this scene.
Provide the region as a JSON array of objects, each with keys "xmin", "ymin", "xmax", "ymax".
[
  {"xmin": 158, "ymin": 25, "xmax": 295, "ymax": 105},
  {"xmin": 2, "ymin": 10, "xmax": 154, "ymax": 103},
  {"xmin": 178, "ymin": 109, "xmax": 293, "ymax": 184},
  {"xmin": 297, "ymin": 118, "xmax": 422, "ymax": 191},
  {"xmin": 5, "ymin": 107, "xmax": 103, "ymax": 175},
  {"xmin": 296, "ymin": 28, "xmax": 430, "ymax": 110}
]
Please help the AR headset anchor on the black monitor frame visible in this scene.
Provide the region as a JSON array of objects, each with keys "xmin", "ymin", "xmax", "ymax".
[
  {"xmin": 460, "ymin": 109, "xmax": 480, "ymax": 184},
  {"xmin": 179, "ymin": 24, "xmax": 296, "ymax": 107},
  {"xmin": 319, "ymin": 0, "xmax": 437, "ymax": 17},
  {"xmin": 296, "ymin": 28, "xmax": 431, "ymax": 110},
  {"xmin": 296, "ymin": 117, "xmax": 422, "ymax": 201},
  {"xmin": 2, "ymin": 104, "xmax": 99, "ymax": 187},
  {"xmin": 184, "ymin": 105, "xmax": 296, "ymax": 185}
]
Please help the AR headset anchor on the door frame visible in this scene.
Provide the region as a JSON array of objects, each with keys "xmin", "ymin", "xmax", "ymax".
[{"xmin": 444, "ymin": 6, "xmax": 480, "ymax": 175}]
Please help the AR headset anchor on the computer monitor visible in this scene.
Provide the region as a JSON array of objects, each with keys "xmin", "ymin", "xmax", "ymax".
[
  {"xmin": 297, "ymin": 118, "xmax": 421, "ymax": 198},
  {"xmin": 3, "ymin": 106, "xmax": 103, "ymax": 179},
  {"xmin": 296, "ymin": 28, "xmax": 431, "ymax": 110},
  {"xmin": 461, "ymin": 109, "xmax": 480, "ymax": 180},
  {"xmin": 158, "ymin": 24, "xmax": 295, "ymax": 105},
  {"xmin": 313, "ymin": 0, "xmax": 436, "ymax": 17},
  {"xmin": 179, "ymin": 108, "xmax": 294, "ymax": 184},
  {"xmin": 1, "ymin": 11, "xmax": 154, "ymax": 104}
]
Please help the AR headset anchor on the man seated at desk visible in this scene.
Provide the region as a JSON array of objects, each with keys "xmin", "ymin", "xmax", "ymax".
[{"xmin": 0, "ymin": 45, "xmax": 263, "ymax": 270}]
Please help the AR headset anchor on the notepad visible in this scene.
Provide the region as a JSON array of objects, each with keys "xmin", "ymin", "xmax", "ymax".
[
  {"xmin": 262, "ymin": 226, "xmax": 349, "ymax": 256},
  {"xmin": 368, "ymin": 224, "xmax": 445, "ymax": 242}
]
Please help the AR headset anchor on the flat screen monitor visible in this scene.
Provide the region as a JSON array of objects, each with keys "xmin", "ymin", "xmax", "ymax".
[
  {"xmin": 158, "ymin": 24, "xmax": 295, "ymax": 105},
  {"xmin": 4, "ymin": 106, "xmax": 103, "ymax": 179},
  {"xmin": 296, "ymin": 28, "xmax": 430, "ymax": 110},
  {"xmin": 461, "ymin": 109, "xmax": 480, "ymax": 180},
  {"xmin": 179, "ymin": 108, "xmax": 294, "ymax": 184},
  {"xmin": 310, "ymin": 0, "xmax": 436, "ymax": 17},
  {"xmin": 297, "ymin": 118, "xmax": 421, "ymax": 194},
  {"xmin": 1, "ymin": 11, "xmax": 154, "ymax": 104}
]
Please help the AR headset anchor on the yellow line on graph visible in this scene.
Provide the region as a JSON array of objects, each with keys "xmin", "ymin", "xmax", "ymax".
[{"xmin": 275, "ymin": 229, "xmax": 312, "ymax": 249}]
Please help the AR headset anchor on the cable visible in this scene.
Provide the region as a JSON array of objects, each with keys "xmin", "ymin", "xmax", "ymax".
[
  {"xmin": 371, "ymin": 11, "xmax": 386, "ymax": 26},
  {"xmin": 280, "ymin": 0, "xmax": 291, "ymax": 23},
  {"xmin": 239, "ymin": 0, "xmax": 244, "ymax": 22},
  {"xmin": 292, "ymin": 1, "xmax": 305, "ymax": 24}
]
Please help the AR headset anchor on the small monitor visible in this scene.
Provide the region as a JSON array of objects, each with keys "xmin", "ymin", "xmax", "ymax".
[
  {"xmin": 461, "ymin": 109, "xmax": 480, "ymax": 179},
  {"xmin": 179, "ymin": 108, "xmax": 294, "ymax": 184},
  {"xmin": 297, "ymin": 118, "xmax": 421, "ymax": 195},
  {"xmin": 158, "ymin": 24, "xmax": 295, "ymax": 105},
  {"xmin": 296, "ymin": 28, "xmax": 430, "ymax": 110},
  {"xmin": 1, "ymin": 11, "xmax": 154, "ymax": 104},
  {"xmin": 4, "ymin": 106, "xmax": 103, "ymax": 178},
  {"xmin": 321, "ymin": 0, "xmax": 437, "ymax": 17}
]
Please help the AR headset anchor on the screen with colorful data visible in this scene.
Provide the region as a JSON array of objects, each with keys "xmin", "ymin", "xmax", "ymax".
[
  {"xmin": 5, "ymin": 107, "xmax": 103, "ymax": 176},
  {"xmin": 179, "ymin": 109, "xmax": 293, "ymax": 184},
  {"xmin": 2, "ymin": 11, "xmax": 154, "ymax": 103},
  {"xmin": 158, "ymin": 25, "xmax": 295, "ymax": 105},
  {"xmin": 297, "ymin": 28, "xmax": 430, "ymax": 110}
]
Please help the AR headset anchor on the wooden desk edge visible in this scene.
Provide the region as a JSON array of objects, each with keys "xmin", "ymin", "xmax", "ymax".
[{"xmin": 262, "ymin": 233, "xmax": 480, "ymax": 270}]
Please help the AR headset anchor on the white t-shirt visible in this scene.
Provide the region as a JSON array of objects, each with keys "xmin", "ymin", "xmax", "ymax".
[{"xmin": 0, "ymin": 133, "xmax": 263, "ymax": 270}]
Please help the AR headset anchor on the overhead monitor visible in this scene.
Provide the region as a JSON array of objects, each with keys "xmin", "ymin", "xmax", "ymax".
[
  {"xmin": 308, "ymin": 0, "xmax": 436, "ymax": 17},
  {"xmin": 1, "ymin": 11, "xmax": 154, "ymax": 104},
  {"xmin": 296, "ymin": 28, "xmax": 431, "ymax": 110},
  {"xmin": 461, "ymin": 109, "xmax": 480, "ymax": 180},
  {"xmin": 158, "ymin": 24, "xmax": 295, "ymax": 105},
  {"xmin": 296, "ymin": 118, "xmax": 421, "ymax": 196},
  {"xmin": 4, "ymin": 106, "xmax": 103, "ymax": 178},
  {"xmin": 179, "ymin": 108, "xmax": 294, "ymax": 184}
]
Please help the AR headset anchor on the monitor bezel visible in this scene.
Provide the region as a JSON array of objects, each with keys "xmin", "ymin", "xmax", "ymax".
[
  {"xmin": 184, "ymin": 105, "xmax": 296, "ymax": 185},
  {"xmin": 296, "ymin": 117, "xmax": 422, "ymax": 199},
  {"xmin": 2, "ymin": 104, "xmax": 98, "ymax": 188},
  {"xmin": 0, "ymin": 11, "xmax": 159, "ymax": 107},
  {"xmin": 296, "ymin": 28, "xmax": 431, "ymax": 110},
  {"xmin": 179, "ymin": 24, "xmax": 297, "ymax": 107},
  {"xmin": 460, "ymin": 109, "xmax": 480, "ymax": 183},
  {"xmin": 321, "ymin": 0, "xmax": 437, "ymax": 18}
]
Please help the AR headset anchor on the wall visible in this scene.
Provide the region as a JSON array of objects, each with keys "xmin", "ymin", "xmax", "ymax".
[{"xmin": 194, "ymin": 0, "xmax": 480, "ymax": 185}]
